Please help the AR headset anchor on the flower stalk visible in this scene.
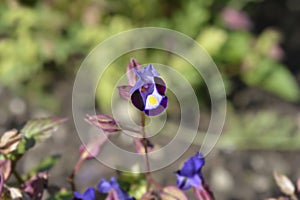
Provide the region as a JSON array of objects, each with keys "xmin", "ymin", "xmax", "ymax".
[{"xmin": 141, "ymin": 112, "xmax": 151, "ymax": 192}]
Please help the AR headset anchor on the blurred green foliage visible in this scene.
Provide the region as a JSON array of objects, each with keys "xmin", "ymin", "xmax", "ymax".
[{"xmin": 0, "ymin": 0, "xmax": 299, "ymax": 149}]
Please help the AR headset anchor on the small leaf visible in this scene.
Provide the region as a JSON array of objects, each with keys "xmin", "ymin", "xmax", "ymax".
[
  {"xmin": 117, "ymin": 85, "xmax": 132, "ymax": 100},
  {"xmin": 274, "ymin": 171, "xmax": 295, "ymax": 196},
  {"xmin": 21, "ymin": 117, "xmax": 67, "ymax": 141},
  {"xmin": 0, "ymin": 129, "xmax": 22, "ymax": 155},
  {"xmin": 85, "ymin": 114, "xmax": 121, "ymax": 132},
  {"xmin": 161, "ymin": 186, "xmax": 188, "ymax": 200}
]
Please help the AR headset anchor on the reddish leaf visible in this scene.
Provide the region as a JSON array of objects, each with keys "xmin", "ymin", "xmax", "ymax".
[
  {"xmin": 117, "ymin": 85, "xmax": 132, "ymax": 100},
  {"xmin": 85, "ymin": 114, "xmax": 121, "ymax": 132},
  {"xmin": 126, "ymin": 58, "xmax": 142, "ymax": 86}
]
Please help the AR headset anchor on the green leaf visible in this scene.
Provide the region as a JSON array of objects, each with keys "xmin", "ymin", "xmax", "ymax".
[
  {"xmin": 196, "ymin": 27, "xmax": 228, "ymax": 56},
  {"xmin": 20, "ymin": 117, "xmax": 67, "ymax": 141},
  {"xmin": 220, "ymin": 31, "xmax": 251, "ymax": 63},
  {"xmin": 46, "ymin": 190, "xmax": 73, "ymax": 200},
  {"xmin": 118, "ymin": 171, "xmax": 145, "ymax": 199},
  {"xmin": 27, "ymin": 155, "xmax": 61, "ymax": 178},
  {"xmin": 15, "ymin": 137, "xmax": 35, "ymax": 155},
  {"xmin": 242, "ymin": 58, "xmax": 300, "ymax": 101}
]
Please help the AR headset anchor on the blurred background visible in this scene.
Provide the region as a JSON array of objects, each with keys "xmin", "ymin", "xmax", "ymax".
[{"xmin": 0, "ymin": 0, "xmax": 300, "ymax": 199}]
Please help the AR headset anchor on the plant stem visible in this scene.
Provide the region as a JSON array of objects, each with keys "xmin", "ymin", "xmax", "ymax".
[
  {"xmin": 6, "ymin": 154, "xmax": 24, "ymax": 185},
  {"xmin": 68, "ymin": 158, "xmax": 84, "ymax": 192},
  {"xmin": 141, "ymin": 112, "xmax": 151, "ymax": 192},
  {"xmin": 68, "ymin": 171, "xmax": 76, "ymax": 192},
  {"xmin": 11, "ymin": 166, "xmax": 23, "ymax": 184}
]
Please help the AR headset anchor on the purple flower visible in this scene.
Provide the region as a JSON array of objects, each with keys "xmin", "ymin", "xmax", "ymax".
[
  {"xmin": 176, "ymin": 152, "xmax": 205, "ymax": 190},
  {"xmin": 130, "ymin": 64, "xmax": 168, "ymax": 116},
  {"xmin": 74, "ymin": 187, "xmax": 95, "ymax": 200},
  {"xmin": 98, "ymin": 177, "xmax": 135, "ymax": 200}
]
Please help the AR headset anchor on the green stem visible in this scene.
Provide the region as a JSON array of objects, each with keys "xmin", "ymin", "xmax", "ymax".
[
  {"xmin": 67, "ymin": 171, "xmax": 76, "ymax": 192},
  {"xmin": 141, "ymin": 112, "xmax": 151, "ymax": 192},
  {"xmin": 11, "ymin": 166, "xmax": 23, "ymax": 184},
  {"xmin": 3, "ymin": 154, "xmax": 23, "ymax": 184}
]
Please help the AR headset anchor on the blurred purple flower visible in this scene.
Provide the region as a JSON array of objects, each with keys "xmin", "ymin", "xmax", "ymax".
[
  {"xmin": 98, "ymin": 177, "xmax": 135, "ymax": 200},
  {"xmin": 74, "ymin": 187, "xmax": 95, "ymax": 200},
  {"xmin": 130, "ymin": 64, "xmax": 168, "ymax": 116},
  {"xmin": 176, "ymin": 152, "xmax": 205, "ymax": 190},
  {"xmin": 22, "ymin": 172, "xmax": 48, "ymax": 200},
  {"xmin": 222, "ymin": 7, "xmax": 252, "ymax": 30}
]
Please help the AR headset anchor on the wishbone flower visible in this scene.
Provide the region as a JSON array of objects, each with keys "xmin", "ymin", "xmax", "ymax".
[{"xmin": 130, "ymin": 64, "xmax": 168, "ymax": 116}]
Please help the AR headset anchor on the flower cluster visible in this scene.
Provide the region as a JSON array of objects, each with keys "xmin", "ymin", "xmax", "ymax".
[{"xmin": 74, "ymin": 59, "xmax": 214, "ymax": 200}]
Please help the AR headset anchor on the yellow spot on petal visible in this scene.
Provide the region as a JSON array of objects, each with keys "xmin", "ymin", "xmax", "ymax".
[{"xmin": 148, "ymin": 95, "xmax": 158, "ymax": 106}]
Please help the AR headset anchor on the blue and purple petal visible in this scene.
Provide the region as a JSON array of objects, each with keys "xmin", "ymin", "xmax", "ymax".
[
  {"xmin": 175, "ymin": 152, "xmax": 205, "ymax": 190},
  {"xmin": 97, "ymin": 177, "xmax": 135, "ymax": 200},
  {"xmin": 74, "ymin": 187, "xmax": 95, "ymax": 200},
  {"xmin": 130, "ymin": 64, "xmax": 168, "ymax": 116}
]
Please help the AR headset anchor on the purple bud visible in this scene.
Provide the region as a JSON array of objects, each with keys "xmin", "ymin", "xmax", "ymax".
[
  {"xmin": 85, "ymin": 114, "xmax": 121, "ymax": 133},
  {"xmin": 126, "ymin": 58, "xmax": 142, "ymax": 86}
]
